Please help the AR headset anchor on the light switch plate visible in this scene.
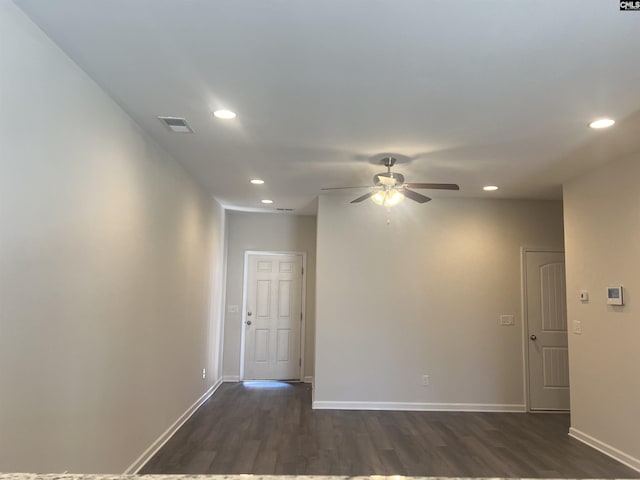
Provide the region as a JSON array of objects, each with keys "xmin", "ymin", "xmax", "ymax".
[
  {"xmin": 500, "ymin": 315, "xmax": 515, "ymax": 326},
  {"xmin": 580, "ymin": 291, "xmax": 589, "ymax": 302},
  {"xmin": 573, "ymin": 320, "xmax": 582, "ymax": 334}
]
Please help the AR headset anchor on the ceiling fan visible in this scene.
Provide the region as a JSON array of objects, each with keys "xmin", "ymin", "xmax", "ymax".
[{"xmin": 321, "ymin": 157, "xmax": 460, "ymax": 206}]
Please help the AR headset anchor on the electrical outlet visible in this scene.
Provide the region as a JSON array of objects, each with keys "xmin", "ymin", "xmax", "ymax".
[
  {"xmin": 422, "ymin": 375, "xmax": 430, "ymax": 386},
  {"xmin": 202, "ymin": 368, "xmax": 206, "ymax": 379}
]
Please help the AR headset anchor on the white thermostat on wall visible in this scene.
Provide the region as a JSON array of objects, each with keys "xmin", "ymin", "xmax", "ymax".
[{"xmin": 606, "ymin": 286, "xmax": 624, "ymax": 306}]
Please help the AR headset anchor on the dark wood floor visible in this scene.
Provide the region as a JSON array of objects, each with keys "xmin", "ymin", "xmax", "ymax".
[{"xmin": 141, "ymin": 382, "xmax": 638, "ymax": 478}]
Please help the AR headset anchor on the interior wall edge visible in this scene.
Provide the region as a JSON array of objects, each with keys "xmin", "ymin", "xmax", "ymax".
[
  {"xmin": 569, "ymin": 427, "xmax": 640, "ymax": 473},
  {"xmin": 123, "ymin": 378, "xmax": 224, "ymax": 475}
]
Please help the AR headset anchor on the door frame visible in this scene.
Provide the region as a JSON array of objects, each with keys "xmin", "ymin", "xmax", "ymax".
[
  {"xmin": 520, "ymin": 246, "xmax": 567, "ymax": 412},
  {"xmin": 239, "ymin": 250, "xmax": 307, "ymax": 382}
]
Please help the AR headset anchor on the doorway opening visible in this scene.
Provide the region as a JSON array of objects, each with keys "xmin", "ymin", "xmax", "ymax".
[
  {"xmin": 522, "ymin": 248, "xmax": 570, "ymax": 411},
  {"xmin": 239, "ymin": 251, "xmax": 307, "ymax": 381}
]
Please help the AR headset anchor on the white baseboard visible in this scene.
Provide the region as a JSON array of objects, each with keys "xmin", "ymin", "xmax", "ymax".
[
  {"xmin": 123, "ymin": 377, "xmax": 223, "ymax": 474},
  {"xmin": 223, "ymin": 376, "xmax": 310, "ymax": 383},
  {"xmin": 569, "ymin": 427, "xmax": 640, "ymax": 473},
  {"xmin": 312, "ymin": 400, "xmax": 526, "ymax": 412}
]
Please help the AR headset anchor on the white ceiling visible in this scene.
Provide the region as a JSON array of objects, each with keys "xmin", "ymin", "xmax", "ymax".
[{"xmin": 15, "ymin": 0, "xmax": 640, "ymax": 214}]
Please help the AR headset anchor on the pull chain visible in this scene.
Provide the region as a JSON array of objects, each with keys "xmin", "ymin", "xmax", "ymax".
[{"xmin": 387, "ymin": 207, "xmax": 391, "ymax": 225}]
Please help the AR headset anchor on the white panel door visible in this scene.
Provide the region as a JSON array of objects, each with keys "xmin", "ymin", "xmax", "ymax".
[
  {"xmin": 526, "ymin": 251, "xmax": 570, "ymax": 410},
  {"xmin": 244, "ymin": 254, "xmax": 303, "ymax": 380}
]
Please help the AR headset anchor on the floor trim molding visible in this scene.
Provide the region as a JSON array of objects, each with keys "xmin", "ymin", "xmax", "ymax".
[
  {"xmin": 303, "ymin": 375, "xmax": 313, "ymax": 383},
  {"xmin": 123, "ymin": 378, "xmax": 223, "ymax": 474},
  {"xmin": 222, "ymin": 375, "xmax": 240, "ymax": 382},
  {"xmin": 312, "ymin": 400, "xmax": 526, "ymax": 412},
  {"xmin": 569, "ymin": 427, "xmax": 640, "ymax": 473}
]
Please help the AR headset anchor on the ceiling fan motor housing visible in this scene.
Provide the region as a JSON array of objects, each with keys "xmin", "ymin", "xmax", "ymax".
[{"xmin": 382, "ymin": 156, "xmax": 397, "ymax": 168}]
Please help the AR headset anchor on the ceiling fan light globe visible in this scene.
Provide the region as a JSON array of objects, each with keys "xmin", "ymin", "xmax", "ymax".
[
  {"xmin": 386, "ymin": 190, "xmax": 405, "ymax": 206},
  {"xmin": 371, "ymin": 191, "xmax": 385, "ymax": 206},
  {"xmin": 371, "ymin": 189, "xmax": 404, "ymax": 207}
]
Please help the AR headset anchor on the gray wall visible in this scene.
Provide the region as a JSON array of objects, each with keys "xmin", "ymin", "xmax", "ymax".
[
  {"xmin": 315, "ymin": 195, "xmax": 564, "ymax": 407},
  {"xmin": 563, "ymin": 154, "xmax": 640, "ymax": 469},
  {"xmin": 222, "ymin": 211, "xmax": 317, "ymax": 380},
  {"xmin": 0, "ymin": 3, "xmax": 225, "ymax": 473}
]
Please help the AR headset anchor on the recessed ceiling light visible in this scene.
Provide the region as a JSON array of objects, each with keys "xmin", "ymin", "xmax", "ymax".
[
  {"xmin": 589, "ymin": 118, "xmax": 615, "ymax": 129},
  {"xmin": 483, "ymin": 185, "xmax": 499, "ymax": 191},
  {"xmin": 250, "ymin": 179, "xmax": 265, "ymax": 185},
  {"xmin": 261, "ymin": 199, "xmax": 273, "ymax": 204},
  {"xmin": 213, "ymin": 110, "xmax": 236, "ymax": 119}
]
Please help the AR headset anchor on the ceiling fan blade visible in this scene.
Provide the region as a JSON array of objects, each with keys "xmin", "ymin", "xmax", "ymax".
[
  {"xmin": 321, "ymin": 186, "xmax": 371, "ymax": 191},
  {"xmin": 350, "ymin": 191, "xmax": 378, "ymax": 203},
  {"xmin": 404, "ymin": 183, "xmax": 460, "ymax": 190},
  {"xmin": 401, "ymin": 188, "xmax": 432, "ymax": 203}
]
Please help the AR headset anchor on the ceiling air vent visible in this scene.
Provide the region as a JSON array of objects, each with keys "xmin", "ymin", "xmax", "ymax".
[
  {"xmin": 158, "ymin": 116, "xmax": 194, "ymax": 133},
  {"xmin": 277, "ymin": 208, "xmax": 295, "ymax": 212}
]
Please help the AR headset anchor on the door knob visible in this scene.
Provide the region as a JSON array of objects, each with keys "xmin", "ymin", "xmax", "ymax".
[
  {"xmin": 246, "ymin": 320, "xmax": 252, "ymax": 326},
  {"xmin": 530, "ymin": 334, "xmax": 537, "ymax": 341}
]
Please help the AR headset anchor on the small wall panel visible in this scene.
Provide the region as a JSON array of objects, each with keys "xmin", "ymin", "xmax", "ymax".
[
  {"xmin": 540, "ymin": 262, "xmax": 567, "ymax": 332},
  {"xmin": 543, "ymin": 347, "xmax": 569, "ymax": 388},
  {"xmin": 256, "ymin": 280, "xmax": 271, "ymax": 318},
  {"xmin": 276, "ymin": 329, "xmax": 290, "ymax": 362},
  {"xmin": 278, "ymin": 280, "xmax": 291, "ymax": 318},
  {"xmin": 254, "ymin": 329, "xmax": 269, "ymax": 363},
  {"xmin": 279, "ymin": 262, "xmax": 294, "ymax": 273},
  {"xmin": 257, "ymin": 261, "xmax": 272, "ymax": 272}
]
